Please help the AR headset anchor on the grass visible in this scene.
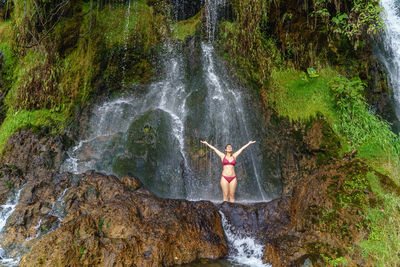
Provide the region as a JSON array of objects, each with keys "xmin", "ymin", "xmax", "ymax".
[{"xmin": 359, "ymin": 172, "xmax": 400, "ymax": 266}]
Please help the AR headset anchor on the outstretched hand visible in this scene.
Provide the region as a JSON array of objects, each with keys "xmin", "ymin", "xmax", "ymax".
[
  {"xmin": 200, "ymin": 140, "xmax": 208, "ymax": 145},
  {"xmin": 248, "ymin": 140, "xmax": 256, "ymax": 144}
]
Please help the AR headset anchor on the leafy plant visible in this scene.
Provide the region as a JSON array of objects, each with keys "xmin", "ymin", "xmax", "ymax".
[{"xmin": 307, "ymin": 67, "xmax": 319, "ymax": 78}]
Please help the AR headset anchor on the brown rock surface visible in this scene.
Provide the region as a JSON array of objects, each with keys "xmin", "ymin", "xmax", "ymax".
[
  {"xmin": 17, "ymin": 171, "xmax": 227, "ymax": 266},
  {"xmin": 262, "ymin": 159, "xmax": 376, "ymax": 266}
]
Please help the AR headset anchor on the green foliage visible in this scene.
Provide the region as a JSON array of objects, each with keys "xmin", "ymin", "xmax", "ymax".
[
  {"xmin": 5, "ymin": 179, "xmax": 14, "ymax": 189},
  {"xmin": 321, "ymin": 254, "xmax": 348, "ymax": 266},
  {"xmin": 307, "ymin": 67, "xmax": 319, "ymax": 78},
  {"xmin": 79, "ymin": 246, "xmax": 86, "ymax": 258},
  {"xmin": 217, "ymin": 0, "xmax": 285, "ymax": 91},
  {"xmin": 0, "ymin": 0, "xmax": 169, "ymax": 149},
  {"xmin": 312, "ymin": 0, "xmax": 384, "ymax": 41},
  {"xmin": 359, "ymin": 172, "xmax": 400, "ymax": 266},
  {"xmin": 218, "ymin": 20, "xmax": 282, "ymax": 91},
  {"xmin": 330, "ymin": 77, "xmax": 400, "ymax": 178},
  {"xmin": 268, "ymin": 68, "xmax": 338, "ymax": 123}
]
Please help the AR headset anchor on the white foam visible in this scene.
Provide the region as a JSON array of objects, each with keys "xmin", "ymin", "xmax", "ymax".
[
  {"xmin": 219, "ymin": 211, "xmax": 272, "ymax": 267},
  {"xmin": 0, "ymin": 187, "xmax": 24, "ymax": 266}
]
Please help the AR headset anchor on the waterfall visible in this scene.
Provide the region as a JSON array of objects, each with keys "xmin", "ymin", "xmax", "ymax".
[
  {"xmin": 201, "ymin": 42, "xmax": 268, "ymax": 201},
  {"xmin": 376, "ymin": 0, "xmax": 400, "ymax": 119},
  {"xmin": 219, "ymin": 210, "xmax": 271, "ymax": 267},
  {"xmin": 204, "ymin": 0, "xmax": 227, "ymax": 41},
  {"xmin": 121, "ymin": 0, "xmax": 132, "ymax": 88},
  {"xmin": 0, "ymin": 187, "xmax": 24, "ymax": 266},
  {"xmin": 60, "ymin": 0, "xmax": 275, "ymax": 201},
  {"xmin": 60, "ymin": 41, "xmax": 272, "ymax": 201}
]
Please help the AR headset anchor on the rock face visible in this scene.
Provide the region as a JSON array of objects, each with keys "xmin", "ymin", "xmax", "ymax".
[
  {"xmin": 0, "ymin": 130, "xmax": 227, "ymax": 266},
  {"xmin": 263, "ymin": 159, "xmax": 376, "ymax": 266},
  {"xmin": 18, "ymin": 172, "xmax": 227, "ymax": 266},
  {"xmin": 218, "ymin": 198, "xmax": 291, "ymax": 246}
]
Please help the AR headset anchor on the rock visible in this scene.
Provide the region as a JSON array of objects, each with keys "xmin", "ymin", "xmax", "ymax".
[
  {"xmin": 17, "ymin": 171, "xmax": 227, "ymax": 266},
  {"xmin": 262, "ymin": 159, "xmax": 374, "ymax": 266},
  {"xmin": 0, "ymin": 129, "xmax": 67, "ymax": 181},
  {"xmin": 218, "ymin": 198, "xmax": 291, "ymax": 245},
  {"xmin": 120, "ymin": 174, "xmax": 143, "ymax": 190}
]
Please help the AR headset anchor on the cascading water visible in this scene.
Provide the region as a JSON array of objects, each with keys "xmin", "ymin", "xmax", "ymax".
[
  {"xmin": 200, "ymin": 42, "xmax": 268, "ymax": 201},
  {"xmin": 376, "ymin": 0, "xmax": 400, "ymax": 119},
  {"xmin": 61, "ymin": 47, "xmax": 194, "ymax": 198},
  {"xmin": 61, "ymin": 0, "xmax": 276, "ymax": 201},
  {"xmin": 59, "ymin": 1, "xmax": 276, "ymax": 265},
  {"xmin": 219, "ymin": 211, "xmax": 271, "ymax": 267},
  {"xmin": 0, "ymin": 187, "xmax": 23, "ymax": 266},
  {"xmin": 204, "ymin": 0, "xmax": 226, "ymax": 41},
  {"xmin": 121, "ymin": 0, "xmax": 132, "ymax": 88}
]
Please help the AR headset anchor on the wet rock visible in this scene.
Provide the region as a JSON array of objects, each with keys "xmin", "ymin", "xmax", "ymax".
[
  {"xmin": 218, "ymin": 198, "xmax": 291, "ymax": 245},
  {"xmin": 262, "ymin": 160, "xmax": 374, "ymax": 266},
  {"xmin": 0, "ymin": 165, "xmax": 24, "ymax": 205},
  {"xmin": 112, "ymin": 109, "xmax": 186, "ymax": 198},
  {"xmin": 0, "ymin": 129, "xmax": 67, "ymax": 180},
  {"xmin": 17, "ymin": 171, "xmax": 227, "ymax": 266}
]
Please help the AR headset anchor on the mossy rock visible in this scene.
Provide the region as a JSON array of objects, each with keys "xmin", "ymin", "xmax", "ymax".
[{"xmin": 113, "ymin": 109, "xmax": 186, "ymax": 198}]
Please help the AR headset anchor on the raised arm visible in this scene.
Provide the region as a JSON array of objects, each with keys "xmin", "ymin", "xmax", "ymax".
[
  {"xmin": 201, "ymin": 140, "xmax": 225, "ymax": 160},
  {"xmin": 232, "ymin": 140, "xmax": 256, "ymax": 158}
]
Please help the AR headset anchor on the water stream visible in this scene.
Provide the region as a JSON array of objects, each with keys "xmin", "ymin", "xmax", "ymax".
[
  {"xmin": 0, "ymin": 187, "xmax": 23, "ymax": 266},
  {"xmin": 376, "ymin": 0, "xmax": 400, "ymax": 119},
  {"xmin": 3, "ymin": 1, "xmax": 279, "ymax": 265},
  {"xmin": 219, "ymin": 211, "xmax": 271, "ymax": 267}
]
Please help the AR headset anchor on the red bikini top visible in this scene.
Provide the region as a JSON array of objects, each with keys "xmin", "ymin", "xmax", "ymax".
[{"xmin": 222, "ymin": 155, "xmax": 236, "ymax": 166}]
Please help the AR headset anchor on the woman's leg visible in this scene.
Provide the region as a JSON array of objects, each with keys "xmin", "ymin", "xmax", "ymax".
[
  {"xmin": 220, "ymin": 177, "xmax": 230, "ymax": 201},
  {"xmin": 228, "ymin": 178, "xmax": 237, "ymax": 202}
]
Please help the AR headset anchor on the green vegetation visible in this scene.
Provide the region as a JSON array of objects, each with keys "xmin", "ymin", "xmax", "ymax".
[
  {"xmin": 313, "ymin": 0, "xmax": 384, "ymax": 40},
  {"xmin": 0, "ymin": 0, "xmax": 170, "ymax": 152},
  {"xmin": 217, "ymin": 0, "xmax": 400, "ymax": 265},
  {"xmin": 359, "ymin": 173, "xmax": 400, "ymax": 265},
  {"xmin": 321, "ymin": 254, "xmax": 348, "ymax": 267},
  {"xmin": 0, "ymin": 109, "xmax": 68, "ymax": 152},
  {"xmin": 268, "ymin": 68, "xmax": 337, "ymax": 123},
  {"xmin": 172, "ymin": 9, "xmax": 202, "ymax": 41}
]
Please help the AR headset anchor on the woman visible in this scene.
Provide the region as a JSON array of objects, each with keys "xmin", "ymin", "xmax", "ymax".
[{"xmin": 200, "ymin": 140, "xmax": 256, "ymax": 202}]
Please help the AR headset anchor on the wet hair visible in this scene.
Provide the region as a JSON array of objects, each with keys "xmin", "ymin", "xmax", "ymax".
[{"xmin": 225, "ymin": 144, "xmax": 232, "ymax": 149}]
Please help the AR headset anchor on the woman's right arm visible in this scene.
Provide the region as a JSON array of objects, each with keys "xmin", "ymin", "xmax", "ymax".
[{"xmin": 201, "ymin": 141, "xmax": 225, "ymax": 159}]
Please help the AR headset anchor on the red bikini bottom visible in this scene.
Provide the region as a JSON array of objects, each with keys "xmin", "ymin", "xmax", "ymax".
[{"xmin": 221, "ymin": 175, "xmax": 237, "ymax": 183}]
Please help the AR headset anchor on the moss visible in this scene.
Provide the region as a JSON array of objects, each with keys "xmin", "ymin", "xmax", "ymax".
[
  {"xmin": 0, "ymin": 108, "xmax": 68, "ymax": 152},
  {"xmin": 172, "ymin": 9, "xmax": 202, "ymax": 41},
  {"xmin": 268, "ymin": 67, "xmax": 339, "ymax": 124}
]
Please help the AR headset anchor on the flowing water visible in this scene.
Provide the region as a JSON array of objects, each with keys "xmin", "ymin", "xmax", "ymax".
[
  {"xmin": 60, "ymin": 41, "xmax": 275, "ymax": 201},
  {"xmin": 0, "ymin": 188, "xmax": 23, "ymax": 266},
  {"xmin": 4, "ymin": 1, "xmax": 281, "ymax": 265},
  {"xmin": 218, "ymin": 211, "xmax": 271, "ymax": 267},
  {"xmin": 59, "ymin": 1, "xmax": 278, "ymax": 265},
  {"xmin": 121, "ymin": 0, "xmax": 132, "ymax": 88},
  {"xmin": 376, "ymin": 0, "xmax": 400, "ymax": 119}
]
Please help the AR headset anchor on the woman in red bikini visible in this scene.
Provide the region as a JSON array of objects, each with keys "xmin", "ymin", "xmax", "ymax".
[{"xmin": 200, "ymin": 140, "xmax": 256, "ymax": 202}]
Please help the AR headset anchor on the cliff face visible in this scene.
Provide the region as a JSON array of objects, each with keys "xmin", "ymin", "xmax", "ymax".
[
  {"xmin": 0, "ymin": 0, "xmax": 400, "ymax": 266},
  {"xmin": 216, "ymin": 0, "xmax": 400, "ymax": 265}
]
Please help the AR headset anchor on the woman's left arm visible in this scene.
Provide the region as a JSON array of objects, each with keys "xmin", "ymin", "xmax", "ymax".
[{"xmin": 232, "ymin": 140, "xmax": 256, "ymax": 158}]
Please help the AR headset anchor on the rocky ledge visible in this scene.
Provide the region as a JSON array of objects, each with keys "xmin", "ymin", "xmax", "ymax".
[
  {"xmin": 0, "ymin": 129, "xmax": 386, "ymax": 266},
  {"xmin": 2, "ymin": 171, "xmax": 227, "ymax": 266}
]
